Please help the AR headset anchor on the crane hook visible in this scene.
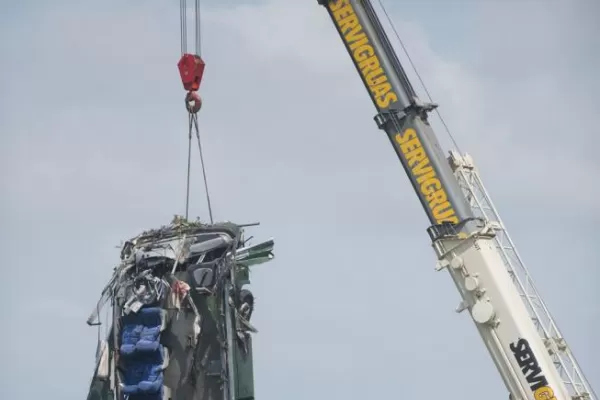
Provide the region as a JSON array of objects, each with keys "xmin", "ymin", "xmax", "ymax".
[{"xmin": 185, "ymin": 91, "xmax": 202, "ymax": 114}]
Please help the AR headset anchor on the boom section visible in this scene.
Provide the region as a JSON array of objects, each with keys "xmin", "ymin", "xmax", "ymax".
[{"xmin": 318, "ymin": 0, "xmax": 474, "ymax": 228}]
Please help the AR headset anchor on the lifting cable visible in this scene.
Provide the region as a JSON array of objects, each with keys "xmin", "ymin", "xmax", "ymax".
[
  {"xmin": 178, "ymin": 0, "xmax": 213, "ymax": 223},
  {"xmin": 376, "ymin": 0, "xmax": 464, "ymax": 155}
]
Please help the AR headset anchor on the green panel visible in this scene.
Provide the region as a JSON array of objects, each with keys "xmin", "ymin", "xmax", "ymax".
[{"xmin": 234, "ymin": 336, "xmax": 255, "ymax": 400}]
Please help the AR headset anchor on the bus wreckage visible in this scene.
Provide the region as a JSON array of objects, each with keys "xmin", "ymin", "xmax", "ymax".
[{"xmin": 85, "ymin": 216, "xmax": 275, "ymax": 400}]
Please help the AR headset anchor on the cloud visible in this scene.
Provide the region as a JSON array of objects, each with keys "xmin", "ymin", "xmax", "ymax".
[{"xmin": 0, "ymin": 0, "xmax": 597, "ymax": 399}]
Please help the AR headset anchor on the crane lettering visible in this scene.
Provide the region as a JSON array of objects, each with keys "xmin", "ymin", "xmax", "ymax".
[
  {"xmin": 395, "ymin": 128, "xmax": 459, "ymax": 224},
  {"xmin": 328, "ymin": 0, "xmax": 398, "ymax": 109},
  {"xmin": 510, "ymin": 338, "xmax": 557, "ymax": 400}
]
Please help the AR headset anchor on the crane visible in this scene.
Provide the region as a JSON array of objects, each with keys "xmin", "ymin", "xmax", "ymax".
[{"xmin": 316, "ymin": 1, "xmax": 596, "ymax": 399}]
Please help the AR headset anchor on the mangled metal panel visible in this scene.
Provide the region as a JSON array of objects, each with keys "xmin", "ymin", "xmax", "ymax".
[{"xmin": 85, "ymin": 216, "xmax": 274, "ymax": 400}]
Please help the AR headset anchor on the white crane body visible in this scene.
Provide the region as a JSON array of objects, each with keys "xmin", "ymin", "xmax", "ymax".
[{"xmin": 430, "ymin": 222, "xmax": 568, "ymax": 400}]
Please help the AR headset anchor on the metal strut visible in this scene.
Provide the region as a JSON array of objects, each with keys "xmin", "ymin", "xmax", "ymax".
[{"xmin": 178, "ymin": 0, "xmax": 213, "ymax": 223}]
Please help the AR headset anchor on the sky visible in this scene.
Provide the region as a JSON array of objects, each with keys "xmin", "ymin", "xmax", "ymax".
[{"xmin": 0, "ymin": 0, "xmax": 598, "ymax": 399}]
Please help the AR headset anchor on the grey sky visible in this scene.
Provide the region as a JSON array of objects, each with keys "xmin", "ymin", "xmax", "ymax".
[{"xmin": 0, "ymin": 0, "xmax": 598, "ymax": 399}]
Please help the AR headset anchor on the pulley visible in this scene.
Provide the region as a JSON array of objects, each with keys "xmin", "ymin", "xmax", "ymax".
[{"xmin": 178, "ymin": 53, "xmax": 206, "ymax": 92}]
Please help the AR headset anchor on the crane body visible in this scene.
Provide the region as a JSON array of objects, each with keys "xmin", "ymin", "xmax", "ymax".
[{"xmin": 317, "ymin": 1, "xmax": 596, "ymax": 399}]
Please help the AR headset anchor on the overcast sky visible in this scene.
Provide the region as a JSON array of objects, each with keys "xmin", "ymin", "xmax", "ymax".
[{"xmin": 1, "ymin": 0, "xmax": 598, "ymax": 399}]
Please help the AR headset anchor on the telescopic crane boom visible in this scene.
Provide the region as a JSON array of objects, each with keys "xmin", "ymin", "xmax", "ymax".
[{"xmin": 316, "ymin": 1, "xmax": 596, "ymax": 400}]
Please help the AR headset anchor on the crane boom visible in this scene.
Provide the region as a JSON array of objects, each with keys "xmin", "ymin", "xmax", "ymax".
[
  {"xmin": 317, "ymin": 1, "xmax": 596, "ymax": 400},
  {"xmin": 317, "ymin": 0, "xmax": 474, "ymax": 228}
]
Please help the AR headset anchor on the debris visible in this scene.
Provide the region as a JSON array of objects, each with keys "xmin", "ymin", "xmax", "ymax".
[{"xmin": 85, "ymin": 219, "xmax": 275, "ymax": 400}]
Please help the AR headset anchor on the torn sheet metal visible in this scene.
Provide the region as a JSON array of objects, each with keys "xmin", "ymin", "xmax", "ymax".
[{"xmin": 85, "ymin": 217, "xmax": 275, "ymax": 400}]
